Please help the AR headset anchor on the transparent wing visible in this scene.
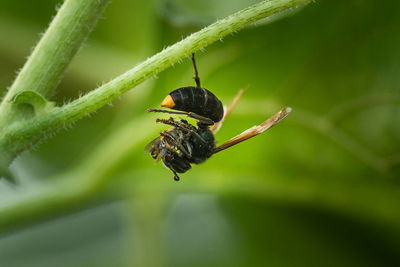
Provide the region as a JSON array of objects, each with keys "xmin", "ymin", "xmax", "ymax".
[
  {"xmin": 212, "ymin": 107, "xmax": 292, "ymax": 154},
  {"xmin": 144, "ymin": 136, "xmax": 161, "ymax": 152},
  {"xmin": 145, "ymin": 136, "xmax": 163, "ymax": 162}
]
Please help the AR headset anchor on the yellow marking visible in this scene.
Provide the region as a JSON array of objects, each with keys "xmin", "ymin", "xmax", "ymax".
[{"xmin": 161, "ymin": 95, "xmax": 175, "ymax": 108}]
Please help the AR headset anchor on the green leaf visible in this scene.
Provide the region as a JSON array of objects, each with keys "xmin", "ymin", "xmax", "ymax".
[{"xmin": 10, "ymin": 90, "xmax": 55, "ymax": 116}]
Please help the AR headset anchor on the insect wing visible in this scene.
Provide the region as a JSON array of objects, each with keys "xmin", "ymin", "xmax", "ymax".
[
  {"xmin": 145, "ymin": 136, "xmax": 163, "ymax": 161},
  {"xmin": 144, "ymin": 137, "xmax": 159, "ymax": 152},
  {"xmin": 213, "ymin": 107, "xmax": 292, "ymax": 153}
]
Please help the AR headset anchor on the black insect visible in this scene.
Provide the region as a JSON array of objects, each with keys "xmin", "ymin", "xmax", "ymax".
[{"xmin": 146, "ymin": 53, "xmax": 291, "ymax": 181}]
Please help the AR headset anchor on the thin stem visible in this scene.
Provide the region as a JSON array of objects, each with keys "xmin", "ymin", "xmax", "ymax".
[
  {"xmin": 0, "ymin": 0, "xmax": 111, "ymax": 126},
  {"xmin": 0, "ymin": 0, "xmax": 312, "ymax": 168}
]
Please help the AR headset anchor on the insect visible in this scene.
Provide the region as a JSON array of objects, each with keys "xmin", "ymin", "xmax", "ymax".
[{"xmin": 146, "ymin": 53, "xmax": 291, "ymax": 181}]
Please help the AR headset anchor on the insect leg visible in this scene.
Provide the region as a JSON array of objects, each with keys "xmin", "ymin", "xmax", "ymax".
[
  {"xmin": 172, "ymin": 170, "xmax": 180, "ymax": 181},
  {"xmin": 156, "ymin": 118, "xmax": 208, "ymax": 145},
  {"xmin": 148, "ymin": 109, "xmax": 214, "ymax": 126},
  {"xmin": 156, "ymin": 117, "xmax": 194, "ymax": 131},
  {"xmin": 164, "ymin": 160, "xmax": 181, "ymax": 181},
  {"xmin": 191, "ymin": 53, "xmax": 201, "ymax": 87}
]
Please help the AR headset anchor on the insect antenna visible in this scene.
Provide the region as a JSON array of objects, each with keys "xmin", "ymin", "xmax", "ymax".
[{"xmin": 212, "ymin": 107, "xmax": 292, "ymax": 154}]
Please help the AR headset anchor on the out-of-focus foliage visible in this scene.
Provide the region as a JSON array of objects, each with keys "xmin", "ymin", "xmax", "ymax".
[{"xmin": 0, "ymin": 0, "xmax": 399, "ymax": 266}]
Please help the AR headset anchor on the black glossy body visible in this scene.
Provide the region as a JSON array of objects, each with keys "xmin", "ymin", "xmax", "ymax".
[
  {"xmin": 169, "ymin": 86, "xmax": 224, "ymax": 123},
  {"xmin": 147, "ymin": 119, "xmax": 215, "ymax": 180},
  {"xmin": 147, "ymin": 53, "xmax": 223, "ymax": 180}
]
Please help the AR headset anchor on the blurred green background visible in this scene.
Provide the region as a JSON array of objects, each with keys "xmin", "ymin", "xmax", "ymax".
[{"xmin": 0, "ymin": 0, "xmax": 400, "ymax": 266}]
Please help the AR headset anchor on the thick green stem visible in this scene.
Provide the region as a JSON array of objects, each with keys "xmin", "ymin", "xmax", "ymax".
[
  {"xmin": 0, "ymin": 0, "xmax": 111, "ymax": 126},
  {"xmin": 0, "ymin": 0, "xmax": 312, "ymax": 168}
]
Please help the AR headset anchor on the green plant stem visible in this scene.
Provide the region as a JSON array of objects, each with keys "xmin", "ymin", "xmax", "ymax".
[
  {"xmin": 0, "ymin": 0, "xmax": 111, "ymax": 126},
  {"xmin": 0, "ymin": 0, "xmax": 312, "ymax": 169}
]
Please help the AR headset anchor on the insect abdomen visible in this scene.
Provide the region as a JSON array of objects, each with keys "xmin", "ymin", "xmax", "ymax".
[{"xmin": 162, "ymin": 86, "xmax": 224, "ymax": 123}]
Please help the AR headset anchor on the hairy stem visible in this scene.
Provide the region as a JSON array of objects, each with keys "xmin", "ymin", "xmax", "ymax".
[
  {"xmin": 0, "ymin": 0, "xmax": 312, "ymax": 168},
  {"xmin": 0, "ymin": 0, "xmax": 111, "ymax": 126}
]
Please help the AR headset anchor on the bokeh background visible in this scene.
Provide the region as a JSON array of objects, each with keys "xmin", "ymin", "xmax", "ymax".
[{"xmin": 0, "ymin": 0, "xmax": 400, "ymax": 266}]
